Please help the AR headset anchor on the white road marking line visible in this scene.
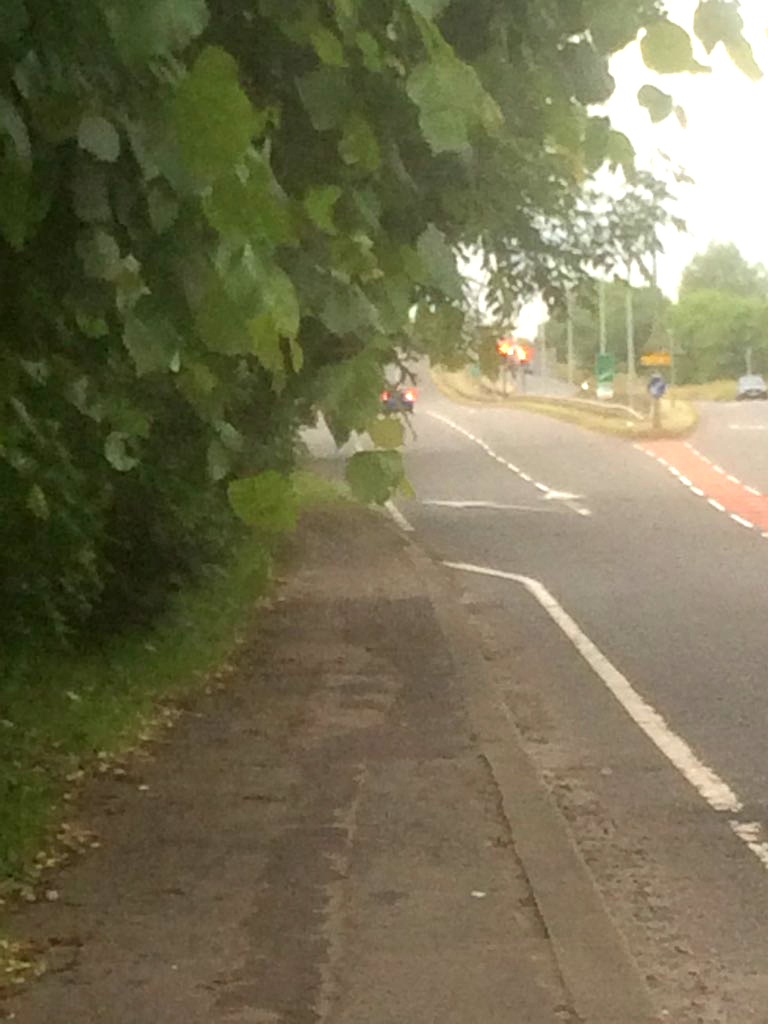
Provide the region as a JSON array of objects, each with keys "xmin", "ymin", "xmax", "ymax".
[
  {"xmin": 657, "ymin": 457, "xmax": 669, "ymax": 466},
  {"xmin": 422, "ymin": 500, "xmax": 559, "ymax": 513},
  {"xmin": 727, "ymin": 475, "xmax": 741, "ymax": 484},
  {"xmin": 427, "ymin": 411, "xmax": 589, "ymax": 517},
  {"xmin": 712, "ymin": 465, "xmax": 725, "ymax": 475},
  {"xmin": 443, "ymin": 561, "xmax": 743, "ymax": 814},
  {"xmin": 669, "ymin": 467, "xmax": 681, "ymax": 477},
  {"xmin": 679, "ymin": 476, "xmax": 692, "ymax": 486},
  {"xmin": 384, "ymin": 499, "xmax": 414, "ymax": 532},
  {"xmin": 730, "ymin": 514, "xmax": 754, "ymax": 529},
  {"xmin": 746, "ymin": 485, "xmax": 761, "ymax": 496},
  {"xmin": 730, "ymin": 822, "xmax": 768, "ymax": 870},
  {"xmin": 729, "ymin": 424, "xmax": 768, "ymax": 431},
  {"xmin": 691, "ymin": 487, "xmax": 705, "ymax": 497},
  {"xmin": 708, "ymin": 499, "xmax": 726, "ymax": 512}
]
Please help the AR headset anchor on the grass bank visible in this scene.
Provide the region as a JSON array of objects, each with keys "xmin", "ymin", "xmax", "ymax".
[
  {"xmin": 433, "ymin": 368, "xmax": 698, "ymax": 439},
  {"xmin": 0, "ymin": 471, "xmax": 348, "ymax": 898}
]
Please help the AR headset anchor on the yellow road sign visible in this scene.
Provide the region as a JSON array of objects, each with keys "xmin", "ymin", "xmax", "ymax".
[{"xmin": 640, "ymin": 351, "xmax": 672, "ymax": 367}]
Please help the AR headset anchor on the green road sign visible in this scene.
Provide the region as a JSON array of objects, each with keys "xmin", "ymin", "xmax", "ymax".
[{"xmin": 595, "ymin": 352, "xmax": 614, "ymax": 400}]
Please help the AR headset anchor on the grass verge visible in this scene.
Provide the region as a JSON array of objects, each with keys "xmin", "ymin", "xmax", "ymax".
[
  {"xmin": 670, "ymin": 379, "xmax": 738, "ymax": 402},
  {"xmin": 0, "ymin": 470, "xmax": 350, "ymax": 894},
  {"xmin": 433, "ymin": 368, "xmax": 698, "ymax": 439}
]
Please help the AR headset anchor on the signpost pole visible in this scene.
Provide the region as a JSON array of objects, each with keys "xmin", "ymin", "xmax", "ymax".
[
  {"xmin": 598, "ymin": 279, "xmax": 607, "ymax": 355},
  {"xmin": 566, "ymin": 290, "xmax": 575, "ymax": 387},
  {"xmin": 625, "ymin": 262, "xmax": 636, "ymax": 410}
]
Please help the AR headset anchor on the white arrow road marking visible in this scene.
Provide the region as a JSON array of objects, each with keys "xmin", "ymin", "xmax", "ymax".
[
  {"xmin": 443, "ymin": 559, "xmax": 768, "ymax": 876},
  {"xmin": 422, "ymin": 499, "xmax": 562, "ymax": 513},
  {"xmin": 428, "ymin": 411, "xmax": 591, "ymax": 517}
]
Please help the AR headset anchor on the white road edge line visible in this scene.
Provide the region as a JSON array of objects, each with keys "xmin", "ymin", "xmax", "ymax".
[
  {"xmin": 443, "ymin": 560, "xmax": 743, "ymax": 815},
  {"xmin": 384, "ymin": 499, "xmax": 414, "ymax": 532}
]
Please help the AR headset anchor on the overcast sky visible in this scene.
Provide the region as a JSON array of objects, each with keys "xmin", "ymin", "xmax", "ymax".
[
  {"xmin": 606, "ymin": 0, "xmax": 768, "ymax": 295},
  {"xmin": 517, "ymin": 0, "xmax": 768, "ymax": 336}
]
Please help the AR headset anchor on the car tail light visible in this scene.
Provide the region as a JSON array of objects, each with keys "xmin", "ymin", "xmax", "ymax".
[
  {"xmin": 404, "ymin": 389, "xmax": 415, "ymax": 402},
  {"xmin": 381, "ymin": 390, "xmax": 389, "ymax": 400}
]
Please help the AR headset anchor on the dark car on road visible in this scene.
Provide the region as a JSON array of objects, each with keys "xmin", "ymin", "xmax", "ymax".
[
  {"xmin": 380, "ymin": 386, "xmax": 416, "ymax": 413},
  {"xmin": 736, "ymin": 374, "xmax": 768, "ymax": 401}
]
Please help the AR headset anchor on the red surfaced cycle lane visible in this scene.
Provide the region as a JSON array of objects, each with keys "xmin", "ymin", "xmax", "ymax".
[{"xmin": 637, "ymin": 439, "xmax": 768, "ymax": 533}]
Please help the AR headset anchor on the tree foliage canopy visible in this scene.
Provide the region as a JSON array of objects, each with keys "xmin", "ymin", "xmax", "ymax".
[{"xmin": 0, "ymin": 0, "xmax": 762, "ymax": 641}]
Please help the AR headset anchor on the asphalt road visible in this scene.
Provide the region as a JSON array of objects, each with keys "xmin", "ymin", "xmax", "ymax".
[{"xmin": 394, "ymin": 378, "xmax": 768, "ymax": 1023}]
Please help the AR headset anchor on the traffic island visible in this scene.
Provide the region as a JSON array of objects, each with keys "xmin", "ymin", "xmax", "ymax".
[{"xmin": 432, "ymin": 367, "xmax": 698, "ymax": 440}]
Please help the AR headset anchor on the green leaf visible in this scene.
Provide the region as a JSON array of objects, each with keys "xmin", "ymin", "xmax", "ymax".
[
  {"xmin": 405, "ymin": 0, "xmax": 451, "ymax": 17},
  {"xmin": 227, "ymin": 471, "xmax": 298, "ymax": 531},
  {"xmin": 356, "ymin": 31, "xmax": 383, "ymax": 72},
  {"xmin": 637, "ymin": 84, "xmax": 674, "ymax": 123},
  {"xmin": 78, "ymin": 115, "xmax": 121, "ymax": 163},
  {"xmin": 172, "ymin": 46, "xmax": 256, "ymax": 184},
  {"xmin": 407, "ymin": 55, "xmax": 501, "ymax": 154},
  {"xmin": 207, "ymin": 439, "xmax": 232, "ymax": 481},
  {"xmin": 107, "ymin": 0, "xmax": 209, "ymax": 62},
  {"xmin": 72, "ymin": 161, "xmax": 111, "ymax": 222},
  {"xmin": 203, "ymin": 151, "xmax": 296, "ymax": 246},
  {"xmin": 725, "ymin": 38, "xmax": 763, "ymax": 81},
  {"xmin": 339, "ymin": 113, "xmax": 380, "ymax": 171},
  {"xmin": 195, "ymin": 282, "xmax": 252, "ymax": 355},
  {"xmin": 311, "ymin": 27, "xmax": 346, "ymax": 66},
  {"xmin": 320, "ymin": 282, "xmax": 380, "ymax": 336},
  {"xmin": 104, "ymin": 431, "xmax": 139, "ymax": 472},
  {"xmin": 0, "ymin": 95, "xmax": 30, "ymax": 163},
  {"xmin": 147, "ymin": 186, "xmax": 179, "ymax": 232},
  {"xmin": 266, "ymin": 266, "xmax": 301, "ymax": 338},
  {"xmin": 367, "ymin": 416, "xmax": 404, "ymax": 449},
  {"xmin": 77, "ymin": 229, "xmax": 122, "ymax": 281},
  {"xmin": 123, "ymin": 307, "xmax": 182, "ymax": 376},
  {"xmin": 215, "ymin": 420, "xmax": 244, "ymax": 452},
  {"xmin": 26, "ymin": 483, "xmax": 49, "ymax": 521},
  {"xmin": 344, "ymin": 449, "xmax": 405, "ymax": 504},
  {"xmin": 304, "ymin": 185, "xmax": 342, "ymax": 234},
  {"xmin": 0, "ymin": 158, "xmax": 32, "ymax": 249},
  {"xmin": 248, "ymin": 314, "xmax": 284, "ymax": 375},
  {"xmin": 605, "ymin": 130, "xmax": 635, "ymax": 174},
  {"xmin": 297, "ymin": 67, "xmax": 352, "ymax": 131},
  {"xmin": 640, "ymin": 21, "xmax": 709, "ymax": 74},
  {"xmin": 0, "ymin": 0, "xmax": 29, "ymax": 48},
  {"xmin": 288, "ymin": 337, "xmax": 304, "ymax": 373},
  {"xmin": 693, "ymin": 0, "xmax": 745, "ymax": 54},
  {"xmin": 416, "ymin": 224, "xmax": 462, "ymax": 299}
]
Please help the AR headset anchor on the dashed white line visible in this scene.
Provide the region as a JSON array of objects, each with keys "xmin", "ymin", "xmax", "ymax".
[
  {"xmin": 708, "ymin": 499, "xmax": 726, "ymax": 512},
  {"xmin": 691, "ymin": 487, "xmax": 705, "ymax": 497},
  {"xmin": 427, "ymin": 411, "xmax": 589, "ymax": 516},
  {"xmin": 730, "ymin": 514, "xmax": 755, "ymax": 529},
  {"xmin": 746, "ymin": 485, "xmax": 761, "ymax": 496},
  {"xmin": 727, "ymin": 474, "xmax": 741, "ymax": 484},
  {"xmin": 712, "ymin": 465, "xmax": 725, "ymax": 475},
  {"xmin": 443, "ymin": 561, "xmax": 743, "ymax": 814}
]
